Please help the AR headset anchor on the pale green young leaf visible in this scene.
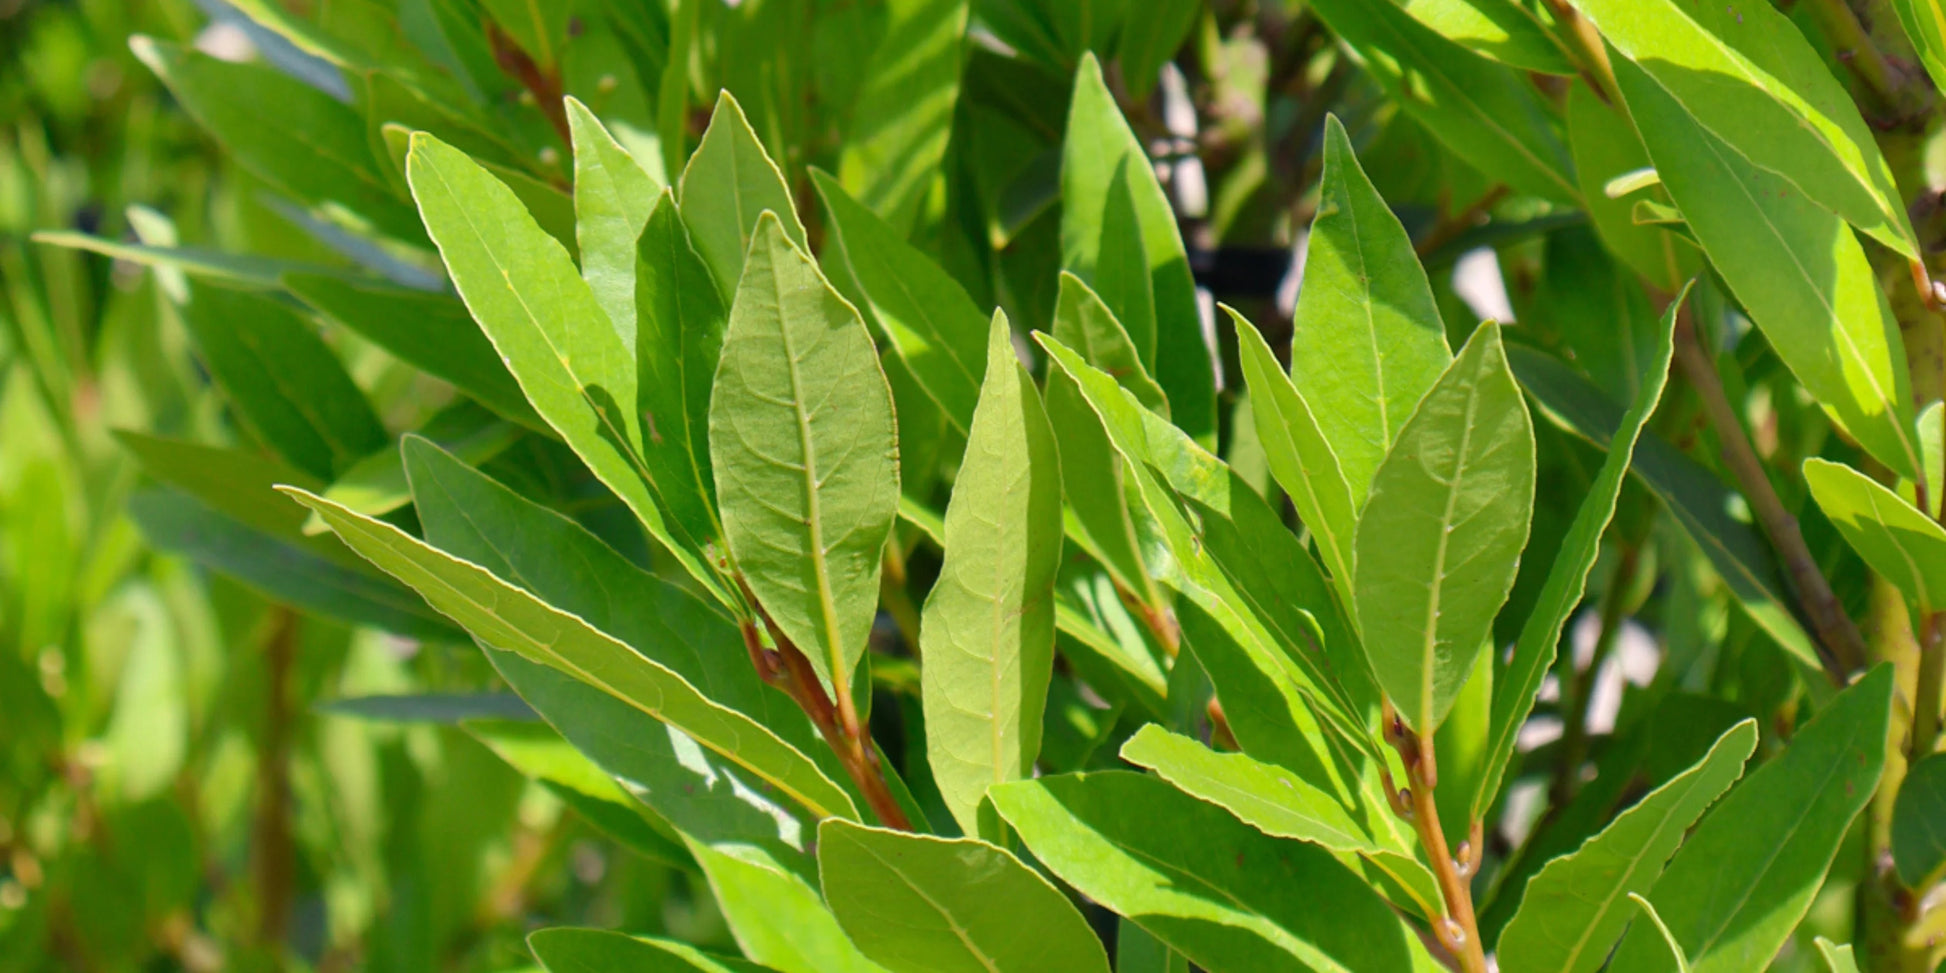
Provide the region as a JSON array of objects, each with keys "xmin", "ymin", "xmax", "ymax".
[
  {"xmin": 710, "ymin": 214, "xmax": 900, "ymax": 695},
  {"xmin": 282, "ymin": 487, "xmax": 859, "ymax": 822},
  {"xmin": 920, "ymin": 316, "xmax": 1063, "ymax": 837},
  {"xmin": 1232, "ymin": 307, "xmax": 1356, "ymax": 596},
  {"xmin": 1498, "ymin": 720, "xmax": 1757, "ymax": 973},
  {"xmin": 690, "ymin": 841, "xmax": 889, "ymax": 973},
  {"xmin": 465, "ymin": 720, "xmax": 694, "ymax": 871},
  {"xmin": 179, "ymin": 283, "xmax": 387, "ymax": 482},
  {"xmin": 836, "ymin": 0, "xmax": 967, "ymax": 236},
  {"xmin": 1573, "ymin": 0, "xmax": 1919, "ymax": 257},
  {"xmin": 1892, "ymin": 752, "xmax": 1946, "ymax": 889},
  {"xmin": 405, "ymin": 132, "xmax": 729, "ymax": 604},
  {"xmin": 1805, "ymin": 459, "xmax": 1946, "ymax": 614},
  {"xmin": 1566, "ymin": 84, "xmax": 1699, "ymax": 294},
  {"xmin": 1607, "ymin": 665, "xmax": 1894, "ymax": 973},
  {"xmin": 1394, "ymin": 0, "xmax": 1578, "ymax": 74},
  {"xmin": 991, "ymin": 772, "xmax": 1442, "ymax": 972},
  {"xmin": 1816, "ymin": 938, "xmax": 1862, "ymax": 973},
  {"xmin": 530, "ymin": 928, "xmax": 765, "ymax": 973},
  {"xmin": 1353, "ymin": 322, "xmax": 1535, "ymax": 734},
  {"xmin": 813, "ymin": 169, "xmax": 988, "ymax": 432},
  {"xmin": 1474, "ymin": 286, "xmax": 1681, "ymax": 819},
  {"xmin": 1614, "ymin": 52, "xmax": 1921, "ymax": 481},
  {"xmin": 679, "ymin": 91, "xmax": 808, "ymax": 303},
  {"xmin": 568, "ymin": 96, "xmax": 661, "ymax": 341},
  {"xmin": 1305, "ymin": 0, "xmax": 1580, "ymax": 204},
  {"xmin": 816, "ymin": 820, "xmax": 1110, "ymax": 973},
  {"xmin": 1627, "ymin": 894, "xmax": 1693, "ymax": 973},
  {"xmin": 282, "ymin": 272, "xmax": 545, "ymax": 431},
  {"xmin": 1062, "ymin": 53, "xmax": 1215, "ymax": 445},
  {"xmin": 1289, "ymin": 115, "xmax": 1451, "ymax": 508}
]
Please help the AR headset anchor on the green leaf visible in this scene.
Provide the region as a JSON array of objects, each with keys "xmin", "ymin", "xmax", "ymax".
[
  {"xmin": 1892, "ymin": 752, "xmax": 1946, "ymax": 888},
  {"xmin": 1890, "ymin": 0, "xmax": 1946, "ymax": 98},
  {"xmin": 991, "ymin": 771, "xmax": 1441, "ymax": 972},
  {"xmin": 679, "ymin": 92, "xmax": 808, "ymax": 304},
  {"xmin": 1565, "ymin": 84, "xmax": 1698, "ymax": 293},
  {"xmin": 32, "ymin": 231, "xmax": 349, "ymax": 290},
  {"xmin": 130, "ymin": 36, "xmax": 423, "ymax": 243},
  {"xmin": 313, "ymin": 403, "xmax": 520, "ymax": 528},
  {"xmin": 1805, "ymin": 458, "xmax": 1946, "ymax": 614},
  {"xmin": 1051, "ymin": 272, "xmax": 1167, "ymax": 416},
  {"xmin": 1118, "ymin": 725, "xmax": 1442, "ymax": 918},
  {"xmin": 689, "ymin": 841, "xmax": 889, "ymax": 973},
  {"xmin": 179, "ymin": 283, "xmax": 388, "ymax": 481},
  {"xmin": 816, "ymin": 820, "xmax": 1110, "ymax": 973},
  {"xmin": 710, "ymin": 214, "xmax": 900, "ymax": 695},
  {"xmin": 1232, "ymin": 308, "xmax": 1357, "ymax": 596},
  {"xmin": 568, "ymin": 96, "xmax": 662, "ymax": 341},
  {"xmin": 282, "ymin": 272, "xmax": 544, "ymax": 431},
  {"xmin": 1574, "ymin": 0, "xmax": 1919, "ymax": 257},
  {"xmin": 1626, "ymin": 894, "xmax": 1693, "ymax": 973},
  {"xmin": 1289, "ymin": 115, "xmax": 1451, "ymax": 508},
  {"xmin": 1306, "ymin": 0, "xmax": 1579, "ymax": 205},
  {"xmin": 1613, "ymin": 52, "xmax": 1922, "ymax": 481},
  {"xmin": 318, "ymin": 693, "xmax": 535, "ymax": 724},
  {"xmin": 115, "ymin": 431, "xmax": 329, "ymax": 550},
  {"xmin": 1393, "ymin": 0, "xmax": 1578, "ymax": 74},
  {"xmin": 813, "ymin": 170, "xmax": 989, "ymax": 433},
  {"xmin": 406, "ymin": 132, "xmax": 728, "ymax": 603},
  {"xmin": 530, "ymin": 928, "xmax": 763, "ymax": 973},
  {"xmin": 1506, "ymin": 345, "xmax": 1827, "ymax": 672},
  {"xmin": 919, "ymin": 317, "xmax": 1063, "ymax": 837},
  {"xmin": 282, "ymin": 487, "xmax": 859, "ymax": 822},
  {"xmin": 1093, "ymin": 159, "xmax": 1157, "ymax": 368},
  {"xmin": 1816, "ymin": 937, "xmax": 1863, "ymax": 973},
  {"xmin": 1474, "ymin": 285, "xmax": 1680, "ymax": 819},
  {"xmin": 1607, "ymin": 665, "xmax": 1895, "ymax": 973},
  {"xmin": 835, "ymin": 0, "xmax": 968, "ymax": 235},
  {"xmin": 1352, "ymin": 322, "xmax": 1534, "ymax": 733},
  {"xmin": 1498, "ymin": 719, "xmax": 1757, "ymax": 973},
  {"xmin": 1117, "ymin": 0, "xmax": 1200, "ymax": 98},
  {"xmin": 1061, "ymin": 53, "xmax": 1215, "ymax": 446}
]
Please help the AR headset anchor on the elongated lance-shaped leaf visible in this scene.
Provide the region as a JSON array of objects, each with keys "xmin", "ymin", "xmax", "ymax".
[
  {"xmin": 1304, "ymin": 0, "xmax": 1579, "ymax": 205},
  {"xmin": 1473, "ymin": 285, "xmax": 1682, "ymax": 819},
  {"xmin": 710, "ymin": 213, "xmax": 900, "ymax": 696},
  {"xmin": 1816, "ymin": 939, "xmax": 1862, "ymax": 973},
  {"xmin": 1891, "ymin": 0, "xmax": 1946, "ymax": 99},
  {"xmin": 1062, "ymin": 53, "xmax": 1215, "ymax": 446},
  {"xmin": 405, "ymin": 133, "xmax": 731, "ymax": 605},
  {"xmin": 1290, "ymin": 115, "xmax": 1451, "ymax": 507},
  {"xmin": 1094, "ymin": 158, "xmax": 1157, "ymax": 367},
  {"xmin": 680, "ymin": 91, "xmax": 808, "ymax": 304},
  {"xmin": 1394, "ymin": 0, "xmax": 1578, "ymax": 73},
  {"xmin": 1573, "ymin": 0, "xmax": 1920, "ymax": 258},
  {"xmin": 1805, "ymin": 458, "xmax": 1946, "ymax": 614},
  {"xmin": 1628, "ymin": 895, "xmax": 1693, "ymax": 973},
  {"xmin": 920, "ymin": 314, "xmax": 1063, "ymax": 837},
  {"xmin": 466, "ymin": 720, "xmax": 696, "ymax": 871},
  {"xmin": 1614, "ymin": 56, "xmax": 1923, "ymax": 482},
  {"xmin": 835, "ymin": 0, "xmax": 968, "ymax": 236},
  {"xmin": 1498, "ymin": 720, "xmax": 1757, "ymax": 973},
  {"xmin": 813, "ymin": 169, "xmax": 988, "ymax": 433},
  {"xmin": 1232, "ymin": 309, "xmax": 1357, "ymax": 597},
  {"xmin": 1565, "ymin": 85, "xmax": 1698, "ymax": 294},
  {"xmin": 281, "ymin": 487, "xmax": 859, "ymax": 822},
  {"xmin": 568, "ymin": 96, "xmax": 661, "ymax": 342},
  {"xmin": 530, "ymin": 929, "xmax": 765, "ymax": 973},
  {"xmin": 1119, "ymin": 725, "xmax": 1443, "ymax": 919},
  {"xmin": 816, "ymin": 820, "xmax": 1111, "ymax": 973},
  {"xmin": 1893, "ymin": 752, "xmax": 1946, "ymax": 889},
  {"xmin": 1607, "ymin": 665, "xmax": 1894, "ymax": 973},
  {"xmin": 1353, "ymin": 322, "xmax": 1534, "ymax": 734},
  {"xmin": 689, "ymin": 840, "xmax": 890, "ymax": 973},
  {"xmin": 992, "ymin": 772, "xmax": 1443, "ymax": 972}
]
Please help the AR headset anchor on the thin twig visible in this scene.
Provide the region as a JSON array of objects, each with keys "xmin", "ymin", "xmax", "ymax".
[
  {"xmin": 251, "ymin": 607, "xmax": 298, "ymax": 950},
  {"xmin": 487, "ymin": 23, "xmax": 572, "ymax": 149},
  {"xmin": 1672, "ymin": 310, "xmax": 1863, "ymax": 682}
]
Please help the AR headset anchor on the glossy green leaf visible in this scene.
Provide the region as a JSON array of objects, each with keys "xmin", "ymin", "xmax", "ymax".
[
  {"xmin": 1805, "ymin": 458, "xmax": 1946, "ymax": 614},
  {"xmin": 679, "ymin": 92, "xmax": 808, "ymax": 304},
  {"xmin": 1474, "ymin": 286, "xmax": 1679, "ymax": 818},
  {"xmin": 282, "ymin": 272, "xmax": 544, "ymax": 431},
  {"xmin": 464, "ymin": 720, "xmax": 694, "ymax": 871},
  {"xmin": 1118, "ymin": 725, "xmax": 1442, "ymax": 917},
  {"xmin": 813, "ymin": 170, "xmax": 988, "ymax": 432},
  {"xmin": 710, "ymin": 213, "xmax": 899, "ymax": 694},
  {"xmin": 179, "ymin": 283, "xmax": 387, "ymax": 481},
  {"xmin": 1394, "ymin": 0, "xmax": 1577, "ymax": 74},
  {"xmin": 1290, "ymin": 115, "xmax": 1451, "ymax": 508},
  {"xmin": 1353, "ymin": 322, "xmax": 1534, "ymax": 733},
  {"xmin": 690, "ymin": 840, "xmax": 889, "ymax": 973},
  {"xmin": 991, "ymin": 772, "xmax": 1441, "ymax": 972},
  {"xmin": 1498, "ymin": 719, "xmax": 1757, "ymax": 973},
  {"xmin": 568, "ymin": 96, "xmax": 661, "ymax": 340},
  {"xmin": 1614, "ymin": 53, "xmax": 1922, "ymax": 481},
  {"xmin": 1574, "ymin": 0, "xmax": 1918, "ymax": 257},
  {"xmin": 1892, "ymin": 752, "xmax": 1946, "ymax": 888},
  {"xmin": 130, "ymin": 36, "xmax": 423, "ymax": 242},
  {"xmin": 530, "ymin": 928, "xmax": 764, "ymax": 973},
  {"xmin": 816, "ymin": 820, "xmax": 1110, "ymax": 973},
  {"xmin": 1062, "ymin": 53, "xmax": 1214, "ymax": 445},
  {"xmin": 406, "ymin": 132, "xmax": 727, "ymax": 603},
  {"xmin": 1307, "ymin": 0, "xmax": 1579, "ymax": 205},
  {"xmin": 1232, "ymin": 308, "xmax": 1356, "ymax": 595},
  {"xmin": 283, "ymin": 486, "xmax": 859, "ymax": 822},
  {"xmin": 1607, "ymin": 665, "xmax": 1894, "ymax": 973},
  {"xmin": 1891, "ymin": 0, "xmax": 1946, "ymax": 96},
  {"xmin": 919, "ymin": 317, "xmax": 1063, "ymax": 836},
  {"xmin": 836, "ymin": 0, "xmax": 967, "ymax": 235}
]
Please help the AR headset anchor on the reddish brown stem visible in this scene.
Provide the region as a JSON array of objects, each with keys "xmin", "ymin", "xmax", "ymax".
[
  {"xmin": 1381, "ymin": 703, "xmax": 1488, "ymax": 973},
  {"xmin": 251, "ymin": 608, "xmax": 298, "ymax": 950},
  {"xmin": 487, "ymin": 23, "xmax": 572, "ymax": 149}
]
